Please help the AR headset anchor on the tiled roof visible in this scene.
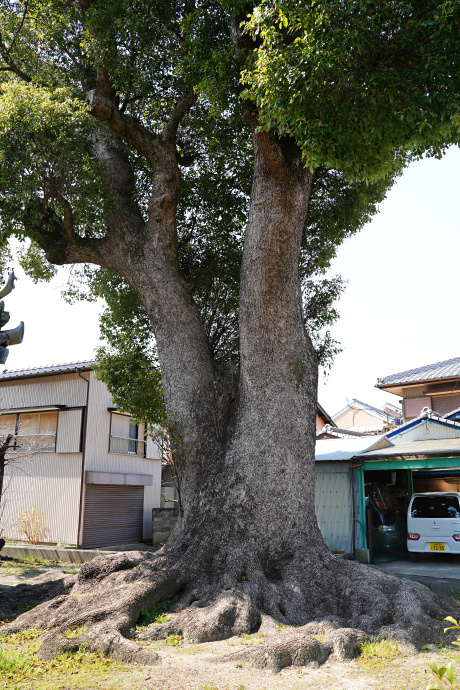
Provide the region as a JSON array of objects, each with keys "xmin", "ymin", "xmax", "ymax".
[
  {"xmin": 358, "ymin": 437, "xmax": 460, "ymax": 459},
  {"xmin": 0, "ymin": 361, "xmax": 95, "ymax": 381},
  {"xmin": 315, "ymin": 436, "xmax": 382, "ymax": 462},
  {"xmin": 378, "ymin": 356, "xmax": 460, "ymax": 387},
  {"xmin": 385, "ymin": 407, "xmax": 460, "ymax": 440},
  {"xmin": 333, "ymin": 398, "xmax": 401, "ymax": 423}
]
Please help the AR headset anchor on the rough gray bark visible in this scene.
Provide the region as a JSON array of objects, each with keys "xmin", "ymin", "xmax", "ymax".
[
  {"xmin": 2, "ymin": 119, "xmax": 459, "ymax": 667},
  {"xmin": 3, "ymin": 66, "xmax": 457, "ymax": 669}
]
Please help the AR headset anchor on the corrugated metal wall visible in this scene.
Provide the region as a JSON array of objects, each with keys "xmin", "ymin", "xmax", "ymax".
[
  {"xmin": 0, "ymin": 373, "xmax": 88, "ymax": 408},
  {"xmin": 56, "ymin": 409, "xmax": 82, "ymax": 453},
  {"xmin": 82, "ymin": 485, "xmax": 144, "ymax": 548},
  {"xmin": 82, "ymin": 373, "xmax": 162, "ymax": 540},
  {"xmin": 1, "ymin": 452, "xmax": 81, "ymax": 544},
  {"xmin": 393, "ymin": 421, "xmax": 460, "ymax": 444},
  {"xmin": 315, "ymin": 462, "xmax": 353, "ymax": 553},
  {"xmin": 1, "ymin": 371, "xmax": 162, "ymax": 545}
]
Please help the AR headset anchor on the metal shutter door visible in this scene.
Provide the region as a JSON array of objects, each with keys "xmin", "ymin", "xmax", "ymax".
[{"xmin": 82, "ymin": 485, "xmax": 144, "ymax": 548}]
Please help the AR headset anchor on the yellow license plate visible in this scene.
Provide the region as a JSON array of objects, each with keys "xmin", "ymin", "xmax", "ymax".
[{"xmin": 430, "ymin": 543, "xmax": 445, "ymax": 551}]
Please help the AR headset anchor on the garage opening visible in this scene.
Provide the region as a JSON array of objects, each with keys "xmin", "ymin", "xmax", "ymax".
[
  {"xmin": 82, "ymin": 484, "xmax": 144, "ymax": 548},
  {"xmin": 363, "ymin": 469, "xmax": 410, "ymax": 562},
  {"xmin": 362, "ymin": 466, "xmax": 460, "ymax": 562}
]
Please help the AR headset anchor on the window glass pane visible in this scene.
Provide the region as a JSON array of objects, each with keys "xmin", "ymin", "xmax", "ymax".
[
  {"xmin": 18, "ymin": 413, "xmax": 39, "ymax": 436},
  {"xmin": 411, "ymin": 496, "xmax": 460, "ymax": 518},
  {"xmin": 129, "ymin": 420, "xmax": 138, "ymax": 440},
  {"xmin": 39, "ymin": 412, "xmax": 57, "ymax": 435},
  {"xmin": 111, "ymin": 414, "xmax": 129, "ymax": 437},
  {"xmin": 0, "ymin": 414, "xmax": 16, "ymax": 436}
]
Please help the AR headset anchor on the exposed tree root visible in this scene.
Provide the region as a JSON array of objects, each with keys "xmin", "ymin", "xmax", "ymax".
[
  {"xmin": 0, "ymin": 570, "xmax": 75, "ymax": 620},
  {"xmin": 1, "ymin": 547, "xmax": 459, "ymax": 671}
]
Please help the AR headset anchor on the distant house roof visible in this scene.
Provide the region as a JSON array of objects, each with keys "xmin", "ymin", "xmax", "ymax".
[
  {"xmin": 0, "ymin": 361, "xmax": 95, "ymax": 381},
  {"xmin": 358, "ymin": 438, "xmax": 460, "ymax": 460},
  {"xmin": 377, "ymin": 356, "xmax": 460, "ymax": 390},
  {"xmin": 315, "ymin": 436, "xmax": 383, "ymax": 462},
  {"xmin": 445, "ymin": 407, "xmax": 460, "ymax": 421},
  {"xmin": 333, "ymin": 398, "xmax": 401, "ymax": 424},
  {"xmin": 316, "ymin": 425, "xmax": 378, "ymax": 440},
  {"xmin": 316, "ymin": 402, "xmax": 336, "ymax": 427},
  {"xmin": 385, "ymin": 407, "xmax": 460, "ymax": 440}
]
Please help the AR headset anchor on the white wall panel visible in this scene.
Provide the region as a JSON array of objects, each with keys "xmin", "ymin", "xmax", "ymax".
[
  {"xmin": 146, "ymin": 436, "xmax": 162, "ymax": 460},
  {"xmin": 0, "ymin": 373, "xmax": 88, "ymax": 409},
  {"xmin": 1, "ymin": 453, "xmax": 81, "ymax": 544},
  {"xmin": 82, "ymin": 373, "xmax": 161, "ymax": 538},
  {"xmin": 392, "ymin": 421, "xmax": 460, "ymax": 444},
  {"xmin": 315, "ymin": 462, "xmax": 353, "ymax": 553},
  {"xmin": 56, "ymin": 409, "xmax": 82, "ymax": 453}
]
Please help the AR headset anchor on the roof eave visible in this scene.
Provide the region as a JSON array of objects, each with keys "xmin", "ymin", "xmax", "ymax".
[{"xmin": 377, "ymin": 375, "xmax": 460, "ymax": 392}]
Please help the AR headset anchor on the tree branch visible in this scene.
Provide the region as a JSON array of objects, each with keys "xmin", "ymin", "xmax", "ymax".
[
  {"xmin": 0, "ymin": 30, "xmax": 32, "ymax": 82},
  {"xmin": 25, "ymin": 202, "xmax": 110, "ymax": 267},
  {"xmin": 87, "ymin": 89, "xmax": 160, "ymax": 168},
  {"xmin": 162, "ymin": 91, "xmax": 198, "ymax": 142},
  {"xmin": 54, "ymin": 194, "xmax": 75, "ymax": 239}
]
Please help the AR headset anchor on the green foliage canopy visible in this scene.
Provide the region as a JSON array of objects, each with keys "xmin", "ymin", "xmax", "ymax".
[{"xmin": 0, "ymin": 0, "xmax": 459, "ymax": 426}]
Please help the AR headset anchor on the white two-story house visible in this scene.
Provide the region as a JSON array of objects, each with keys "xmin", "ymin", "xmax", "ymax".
[{"xmin": 0, "ymin": 361, "xmax": 162, "ymax": 549}]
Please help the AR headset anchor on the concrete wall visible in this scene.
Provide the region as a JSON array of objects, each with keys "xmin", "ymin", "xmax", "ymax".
[{"xmin": 152, "ymin": 508, "xmax": 180, "ymax": 545}]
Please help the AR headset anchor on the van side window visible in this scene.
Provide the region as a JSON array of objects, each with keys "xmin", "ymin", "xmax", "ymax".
[{"xmin": 411, "ymin": 496, "xmax": 460, "ymax": 518}]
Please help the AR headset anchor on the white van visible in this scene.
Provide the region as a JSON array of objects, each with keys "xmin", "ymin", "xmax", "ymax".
[{"xmin": 407, "ymin": 492, "xmax": 460, "ymax": 561}]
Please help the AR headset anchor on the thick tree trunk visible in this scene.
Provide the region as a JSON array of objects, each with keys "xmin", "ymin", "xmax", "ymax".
[{"xmin": 7, "ymin": 106, "xmax": 459, "ymax": 671}]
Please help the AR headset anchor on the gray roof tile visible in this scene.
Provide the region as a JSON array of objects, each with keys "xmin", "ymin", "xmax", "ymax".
[
  {"xmin": 378, "ymin": 356, "xmax": 460, "ymax": 387},
  {"xmin": 358, "ymin": 437, "xmax": 460, "ymax": 458},
  {"xmin": 0, "ymin": 361, "xmax": 95, "ymax": 381}
]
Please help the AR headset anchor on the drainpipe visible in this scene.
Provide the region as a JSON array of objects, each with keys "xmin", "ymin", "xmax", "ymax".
[
  {"xmin": 76, "ymin": 369, "xmax": 90, "ymax": 548},
  {"xmin": 351, "ymin": 462, "xmax": 365, "ymax": 560}
]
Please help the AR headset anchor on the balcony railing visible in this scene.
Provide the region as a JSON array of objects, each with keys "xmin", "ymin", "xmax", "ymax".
[
  {"xmin": 0, "ymin": 433, "xmax": 57, "ymax": 453},
  {"xmin": 109, "ymin": 435, "xmax": 146, "ymax": 457}
]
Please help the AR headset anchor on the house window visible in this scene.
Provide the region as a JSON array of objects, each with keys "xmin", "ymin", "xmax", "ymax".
[
  {"xmin": 109, "ymin": 413, "xmax": 146, "ymax": 457},
  {"xmin": 0, "ymin": 411, "xmax": 58, "ymax": 452}
]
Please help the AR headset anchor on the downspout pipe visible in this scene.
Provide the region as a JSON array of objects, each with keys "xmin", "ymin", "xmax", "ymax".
[
  {"xmin": 76, "ymin": 369, "xmax": 90, "ymax": 548},
  {"xmin": 351, "ymin": 462, "xmax": 365, "ymax": 560}
]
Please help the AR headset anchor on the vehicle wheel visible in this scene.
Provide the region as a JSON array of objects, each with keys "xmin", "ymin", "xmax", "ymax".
[{"xmin": 408, "ymin": 552, "xmax": 421, "ymax": 562}]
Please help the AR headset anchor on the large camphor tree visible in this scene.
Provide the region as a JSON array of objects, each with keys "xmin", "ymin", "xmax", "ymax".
[{"xmin": 1, "ymin": 0, "xmax": 460, "ymax": 668}]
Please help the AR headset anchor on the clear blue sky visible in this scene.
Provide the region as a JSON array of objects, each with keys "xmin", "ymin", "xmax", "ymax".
[{"xmin": 3, "ymin": 145, "xmax": 459, "ymax": 419}]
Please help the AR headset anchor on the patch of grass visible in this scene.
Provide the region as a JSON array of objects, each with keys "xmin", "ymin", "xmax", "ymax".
[
  {"xmin": 173, "ymin": 644, "xmax": 203, "ymax": 654},
  {"xmin": 237, "ymin": 632, "xmax": 266, "ymax": 646},
  {"xmin": 277, "ymin": 624, "xmax": 299, "ymax": 632},
  {"xmin": 63, "ymin": 625, "xmax": 86, "ymax": 639},
  {"xmin": 357, "ymin": 638, "xmax": 404, "ymax": 671},
  {"xmin": 137, "ymin": 599, "xmax": 173, "ymax": 627},
  {"xmin": 312, "ymin": 634, "xmax": 325, "ymax": 642},
  {"xmin": 72, "ymin": 592, "xmax": 92, "ymax": 601},
  {"xmin": 0, "ymin": 646, "xmax": 32, "ymax": 675},
  {"xmin": 164, "ymin": 633, "xmax": 183, "ymax": 646},
  {"xmin": 0, "ymin": 629, "xmax": 130, "ymax": 690},
  {"xmin": 18, "ymin": 604, "xmax": 35, "ymax": 613}
]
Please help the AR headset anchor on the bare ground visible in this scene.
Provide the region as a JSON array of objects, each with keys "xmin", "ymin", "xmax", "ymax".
[
  {"xmin": 2, "ymin": 629, "xmax": 458, "ymax": 690},
  {"xmin": 2, "ymin": 551, "xmax": 460, "ymax": 689}
]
